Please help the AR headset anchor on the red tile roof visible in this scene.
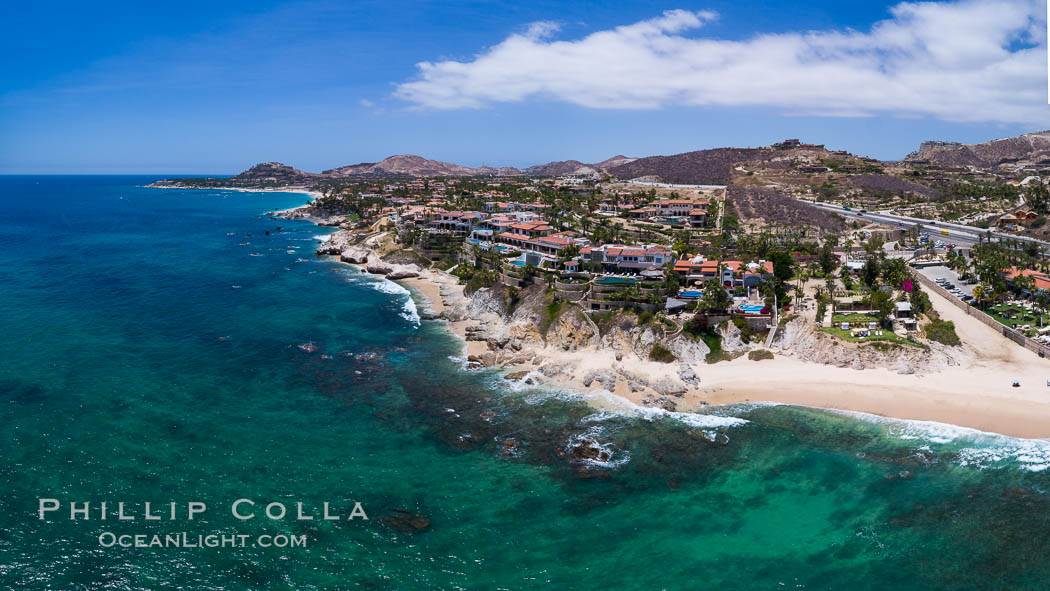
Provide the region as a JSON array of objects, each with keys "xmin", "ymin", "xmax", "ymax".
[
  {"xmin": 530, "ymin": 235, "xmax": 572, "ymax": 247},
  {"xmin": 499, "ymin": 232, "xmax": 531, "ymax": 242},
  {"xmin": 1006, "ymin": 267, "xmax": 1050, "ymax": 290},
  {"xmin": 511, "ymin": 221, "xmax": 552, "ymax": 232}
]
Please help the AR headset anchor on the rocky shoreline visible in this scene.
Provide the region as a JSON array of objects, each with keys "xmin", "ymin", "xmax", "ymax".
[
  {"xmin": 263, "ymin": 196, "xmax": 1050, "ymax": 439},
  {"xmin": 304, "ymin": 224, "xmax": 977, "ymax": 420}
]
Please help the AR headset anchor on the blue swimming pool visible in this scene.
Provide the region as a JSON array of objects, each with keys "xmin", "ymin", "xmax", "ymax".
[
  {"xmin": 679, "ymin": 290, "xmax": 703, "ymax": 298},
  {"xmin": 739, "ymin": 304, "xmax": 765, "ymax": 313}
]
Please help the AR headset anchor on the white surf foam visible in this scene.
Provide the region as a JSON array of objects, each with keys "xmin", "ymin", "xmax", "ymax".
[
  {"xmin": 586, "ymin": 388, "xmax": 749, "ymax": 430},
  {"xmin": 830, "ymin": 409, "xmax": 1050, "ymax": 472},
  {"xmin": 365, "ymin": 277, "xmax": 420, "ymax": 326},
  {"xmin": 565, "ymin": 425, "xmax": 631, "ymax": 470}
]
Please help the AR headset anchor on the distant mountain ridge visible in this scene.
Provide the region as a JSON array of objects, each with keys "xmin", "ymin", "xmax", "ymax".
[
  {"xmin": 223, "ymin": 153, "xmax": 638, "ymax": 181},
  {"xmin": 906, "ymin": 130, "xmax": 1050, "ymax": 168},
  {"xmin": 165, "ymin": 129, "xmax": 1050, "ymax": 189},
  {"xmin": 322, "ymin": 154, "xmax": 518, "ymax": 177},
  {"xmin": 524, "ymin": 155, "xmax": 638, "ymax": 176}
]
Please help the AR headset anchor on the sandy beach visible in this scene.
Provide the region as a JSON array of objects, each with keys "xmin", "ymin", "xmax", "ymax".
[
  {"xmin": 694, "ymin": 286, "xmax": 1050, "ymax": 438},
  {"xmin": 148, "ymin": 183, "xmax": 323, "ymax": 199},
  {"xmin": 399, "ymin": 273, "xmax": 490, "ymax": 358},
  {"xmin": 397, "ymin": 265, "xmax": 1050, "ymax": 439}
]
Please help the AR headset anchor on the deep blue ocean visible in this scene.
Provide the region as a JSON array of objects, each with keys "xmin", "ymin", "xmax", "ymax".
[{"xmin": 3, "ymin": 176, "xmax": 1050, "ymax": 590}]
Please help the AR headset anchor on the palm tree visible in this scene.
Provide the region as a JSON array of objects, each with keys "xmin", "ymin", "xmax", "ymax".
[
  {"xmin": 1014, "ymin": 273, "xmax": 1036, "ymax": 298},
  {"xmin": 972, "ymin": 284, "xmax": 986, "ymax": 307}
]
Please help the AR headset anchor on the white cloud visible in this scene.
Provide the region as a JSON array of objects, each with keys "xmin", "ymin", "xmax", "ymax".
[{"xmin": 394, "ymin": 2, "xmax": 1049, "ymax": 125}]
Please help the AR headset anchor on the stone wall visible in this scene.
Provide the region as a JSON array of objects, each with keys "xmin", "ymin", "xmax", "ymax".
[{"xmin": 912, "ymin": 269, "xmax": 1050, "ymax": 358}]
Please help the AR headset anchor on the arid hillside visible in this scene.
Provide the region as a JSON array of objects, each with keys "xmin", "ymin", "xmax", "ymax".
[{"xmin": 906, "ymin": 131, "xmax": 1050, "ymax": 168}]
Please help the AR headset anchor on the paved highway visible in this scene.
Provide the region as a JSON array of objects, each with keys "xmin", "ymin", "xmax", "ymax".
[{"xmin": 801, "ymin": 200, "xmax": 1050, "ymax": 253}]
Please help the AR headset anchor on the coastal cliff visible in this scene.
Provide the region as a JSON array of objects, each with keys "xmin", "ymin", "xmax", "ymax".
[
  {"xmin": 773, "ymin": 317, "xmax": 974, "ymax": 374},
  {"xmin": 266, "ymin": 203, "xmax": 1050, "ymax": 439},
  {"xmin": 313, "ymin": 227, "xmax": 970, "ymax": 411}
]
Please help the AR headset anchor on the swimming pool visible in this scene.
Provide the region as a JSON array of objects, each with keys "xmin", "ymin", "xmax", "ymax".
[
  {"xmin": 738, "ymin": 304, "xmax": 765, "ymax": 313},
  {"xmin": 596, "ymin": 277, "xmax": 638, "ymax": 285},
  {"xmin": 678, "ymin": 290, "xmax": 703, "ymax": 298}
]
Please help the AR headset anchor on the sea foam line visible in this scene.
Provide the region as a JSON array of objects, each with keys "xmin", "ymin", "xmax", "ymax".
[
  {"xmin": 499, "ymin": 376, "xmax": 749, "ymax": 431},
  {"xmin": 585, "ymin": 388, "xmax": 750, "ymax": 430},
  {"xmin": 829, "ymin": 409, "xmax": 1050, "ymax": 472},
  {"xmin": 343, "ymin": 272, "xmax": 420, "ymax": 327},
  {"xmin": 367, "ymin": 278, "xmax": 420, "ymax": 325},
  {"xmin": 565, "ymin": 425, "xmax": 631, "ymax": 469}
]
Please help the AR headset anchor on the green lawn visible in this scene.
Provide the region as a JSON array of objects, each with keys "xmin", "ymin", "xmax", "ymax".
[
  {"xmin": 821, "ymin": 326, "xmax": 925, "ymax": 348},
  {"xmin": 832, "ymin": 313, "xmax": 879, "ymax": 323},
  {"xmin": 981, "ymin": 304, "xmax": 1050, "ymax": 337}
]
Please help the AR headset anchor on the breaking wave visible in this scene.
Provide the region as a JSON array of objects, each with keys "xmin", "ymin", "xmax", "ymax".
[
  {"xmin": 355, "ymin": 275, "xmax": 420, "ymax": 326},
  {"xmin": 832, "ymin": 409, "xmax": 1050, "ymax": 472}
]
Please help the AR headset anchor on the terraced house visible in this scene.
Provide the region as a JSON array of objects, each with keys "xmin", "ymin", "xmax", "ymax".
[
  {"xmin": 581, "ymin": 244, "xmax": 673, "ymax": 272},
  {"xmin": 430, "ymin": 211, "xmax": 484, "ymax": 235},
  {"xmin": 673, "ymin": 256, "xmax": 774, "ymax": 287}
]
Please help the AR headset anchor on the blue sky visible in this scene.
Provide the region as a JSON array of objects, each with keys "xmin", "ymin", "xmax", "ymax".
[{"xmin": 1, "ymin": 0, "xmax": 1048, "ymax": 174}]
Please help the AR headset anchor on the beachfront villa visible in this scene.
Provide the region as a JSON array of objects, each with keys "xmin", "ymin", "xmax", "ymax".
[
  {"xmin": 673, "ymin": 256, "xmax": 774, "ymax": 287},
  {"xmin": 430, "ymin": 211, "xmax": 484, "ymax": 235},
  {"xmin": 580, "ymin": 244, "xmax": 673, "ymax": 273}
]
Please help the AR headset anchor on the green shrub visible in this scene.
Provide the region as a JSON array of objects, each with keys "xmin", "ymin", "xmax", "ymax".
[
  {"xmin": 748, "ymin": 349, "xmax": 774, "ymax": 361},
  {"xmin": 435, "ymin": 256, "xmax": 458, "ymax": 271},
  {"xmin": 455, "ymin": 266, "xmax": 499, "ymax": 295},
  {"xmin": 686, "ymin": 328, "xmax": 726, "ymax": 363},
  {"xmin": 924, "ymin": 319, "xmax": 961, "ymax": 346},
  {"xmin": 649, "ymin": 343, "xmax": 676, "ymax": 363},
  {"xmin": 465, "ymin": 271, "xmax": 497, "ymax": 294},
  {"xmin": 539, "ymin": 298, "xmax": 563, "ymax": 336},
  {"xmin": 506, "ymin": 286, "xmax": 520, "ymax": 313},
  {"xmin": 732, "ymin": 316, "xmax": 757, "ymax": 344}
]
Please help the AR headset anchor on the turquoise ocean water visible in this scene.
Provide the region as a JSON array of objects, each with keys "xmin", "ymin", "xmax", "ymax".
[{"xmin": 2, "ymin": 176, "xmax": 1050, "ymax": 590}]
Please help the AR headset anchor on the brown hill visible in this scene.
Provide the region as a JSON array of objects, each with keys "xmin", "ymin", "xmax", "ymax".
[
  {"xmin": 607, "ymin": 148, "xmax": 768, "ymax": 184},
  {"xmin": 906, "ymin": 131, "xmax": 1050, "ymax": 168},
  {"xmin": 593, "ymin": 154, "xmax": 637, "ymax": 169},
  {"xmin": 728, "ymin": 186, "xmax": 846, "ymax": 232},
  {"xmin": 846, "ymin": 174, "xmax": 940, "ymax": 199},
  {"xmin": 523, "ymin": 160, "xmax": 592, "ymax": 176},
  {"xmin": 232, "ymin": 162, "xmax": 319, "ymax": 184},
  {"xmin": 323, "ymin": 154, "xmax": 509, "ymax": 177},
  {"xmin": 523, "ymin": 155, "xmax": 637, "ymax": 176}
]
